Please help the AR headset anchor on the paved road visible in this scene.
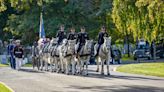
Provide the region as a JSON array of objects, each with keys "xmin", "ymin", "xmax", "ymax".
[{"xmin": 0, "ymin": 65, "xmax": 164, "ymax": 92}]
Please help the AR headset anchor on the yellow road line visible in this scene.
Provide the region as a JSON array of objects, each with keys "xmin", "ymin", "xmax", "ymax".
[{"xmin": 0, "ymin": 81, "xmax": 15, "ymax": 92}]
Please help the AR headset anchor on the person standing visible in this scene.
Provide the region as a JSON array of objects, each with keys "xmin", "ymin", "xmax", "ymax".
[
  {"xmin": 95, "ymin": 25, "xmax": 109, "ymax": 57},
  {"xmin": 7, "ymin": 39, "xmax": 16, "ymax": 69},
  {"xmin": 31, "ymin": 41, "xmax": 39, "ymax": 69},
  {"xmin": 13, "ymin": 40, "xmax": 24, "ymax": 70},
  {"xmin": 56, "ymin": 25, "xmax": 66, "ymax": 45}
]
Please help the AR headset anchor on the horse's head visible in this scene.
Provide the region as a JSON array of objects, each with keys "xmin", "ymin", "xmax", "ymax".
[
  {"xmin": 62, "ymin": 39, "xmax": 68, "ymax": 45},
  {"xmin": 84, "ymin": 40, "xmax": 93, "ymax": 53},
  {"xmin": 67, "ymin": 40, "xmax": 76, "ymax": 53},
  {"xmin": 103, "ymin": 37, "xmax": 111, "ymax": 52},
  {"xmin": 50, "ymin": 38, "xmax": 57, "ymax": 46}
]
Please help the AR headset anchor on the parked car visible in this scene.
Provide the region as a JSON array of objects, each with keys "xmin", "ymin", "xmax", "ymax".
[
  {"xmin": 154, "ymin": 38, "xmax": 164, "ymax": 58},
  {"xmin": 133, "ymin": 39, "xmax": 151, "ymax": 60}
]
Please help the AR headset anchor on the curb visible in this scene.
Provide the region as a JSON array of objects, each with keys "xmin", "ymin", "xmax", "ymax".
[
  {"xmin": 0, "ymin": 81, "xmax": 15, "ymax": 92},
  {"xmin": 113, "ymin": 67, "xmax": 117, "ymax": 71}
]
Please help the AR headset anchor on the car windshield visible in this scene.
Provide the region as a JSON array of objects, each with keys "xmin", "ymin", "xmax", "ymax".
[{"xmin": 137, "ymin": 45, "xmax": 149, "ymax": 49}]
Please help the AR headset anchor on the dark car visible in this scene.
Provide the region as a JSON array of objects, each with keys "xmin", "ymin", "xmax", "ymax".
[
  {"xmin": 133, "ymin": 40, "xmax": 151, "ymax": 60},
  {"xmin": 153, "ymin": 38, "xmax": 164, "ymax": 58},
  {"xmin": 111, "ymin": 49, "xmax": 122, "ymax": 64}
]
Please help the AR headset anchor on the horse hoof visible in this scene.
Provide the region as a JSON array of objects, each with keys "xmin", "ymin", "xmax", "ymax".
[
  {"xmin": 86, "ymin": 73, "xmax": 88, "ymax": 75},
  {"xmin": 107, "ymin": 73, "xmax": 110, "ymax": 76},
  {"xmin": 96, "ymin": 70, "xmax": 99, "ymax": 72}
]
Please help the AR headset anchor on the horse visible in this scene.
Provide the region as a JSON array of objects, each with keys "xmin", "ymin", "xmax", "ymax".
[
  {"xmin": 75, "ymin": 40, "xmax": 93, "ymax": 75},
  {"xmin": 51, "ymin": 39, "xmax": 67, "ymax": 73},
  {"xmin": 62, "ymin": 40, "xmax": 76, "ymax": 75},
  {"xmin": 31, "ymin": 44, "xmax": 40, "ymax": 70},
  {"xmin": 94, "ymin": 37, "xmax": 112, "ymax": 75},
  {"xmin": 48, "ymin": 38, "xmax": 58, "ymax": 72}
]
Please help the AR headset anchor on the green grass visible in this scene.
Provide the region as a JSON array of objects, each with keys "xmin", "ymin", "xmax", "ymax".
[
  {"xmin": 121, "ymin": 54, "xmax": 134, "ymax": 61},
  {"xmin": 117, "ymin": 62, "xmax": 164, "ymax": 77},
  {"xmin": 0, "ymin": 63, "xmax": 32, "ymax": 67},
  {"xmin": 0, "ymin": 64, "xmax": 9, "ymax": 67},
  {"xmin": 23, "ymin": 63, "xmax": 32, "ymax": 67},
  {"xmin": 0, "ymin": 83, "xmax": 12, "ymax": 92}
]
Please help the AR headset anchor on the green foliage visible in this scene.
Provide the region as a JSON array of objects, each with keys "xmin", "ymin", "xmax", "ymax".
[
  {"xmin": 112, "ymin": 0, "xmax": 164, "ymax": 43},
  {"xmin": 0, "ymin": 0, "xmax": 163, "ymax": 45},
  {"xmin": 0, "ymin": 64, "xmax": 9, "ymax": 67}
]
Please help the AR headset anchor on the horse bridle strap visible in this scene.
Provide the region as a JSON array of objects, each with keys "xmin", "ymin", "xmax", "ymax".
[{"xmin": 79, "ymin": 54, "xmax": 91, "ymax": 57}]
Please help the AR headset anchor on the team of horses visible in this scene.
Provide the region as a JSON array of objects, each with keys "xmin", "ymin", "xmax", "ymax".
[{"xmin": 32, "ymin": 37, "xmax": 112, "ymax": 75}]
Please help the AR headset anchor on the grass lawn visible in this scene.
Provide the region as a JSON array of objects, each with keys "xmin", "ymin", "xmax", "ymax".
[
  {"xmin": 23, "ymin": 63, "xmax": 32, "ymax": 67},
  {"xmin": 0, "ymin": 64, "xmax": 9, "ymax": 67},
  {"xmin": 121, "ymin": 54, "xmax": 134, "ymax": 61},
  {"xmin": 117, "ymin": 62, "xmax": 164, "ymax": 77},
  {"xmin": 0, "ymin": 82, "xmax": 12, "ymax": 92},
  {"xmin": 0, "ymin": 63, "xmax": 32, "ymax": 67}
]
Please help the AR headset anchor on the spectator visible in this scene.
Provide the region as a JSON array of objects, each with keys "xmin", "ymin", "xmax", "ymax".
[
  {"xmin": 14, "ymin": 40, "xmax": 24, "ymax": 70},
  {"xmin": 7, "ymin": 39, "xmax": 16, "ymax": 69}
]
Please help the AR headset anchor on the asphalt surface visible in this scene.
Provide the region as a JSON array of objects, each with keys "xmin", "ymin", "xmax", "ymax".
[{"xmin": 0, "ymin": 65, "xmax": 164, "ymax": 92}]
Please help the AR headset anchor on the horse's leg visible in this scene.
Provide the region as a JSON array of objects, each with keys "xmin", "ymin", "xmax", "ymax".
[
  {"xmin": 75, "ymin": 57, "xmax": 80, "ymax": 74},
  {"xmin": 86, "ymin": 58, "xmax": 89, "ymax": 75},
  {"xmin": 107, "ymin": 59, "xmax": 110, "ymax": 75},
  {"xmin": 54, "ymin": 57, "xmax": 57, "ymax": 72},
  {"xmin": 56, "ymin": 58, "xmax": 59, "ymax": 73},
  {"xmin": 80, "ymin": 60, "xmax": 84, "ymax": 74},
  {"xmin": 32, "ymin": 57, "xmax": 35, "ymax": 70},
  {"xmin": 44, "ymin": 56, "xmax": 48, "ymax": 71},
  {"xmin": 96, "ymin": 57, "xmax": 100, "ymax": 72},
  {"xmin": 72, "ymin": 57, "xmax": 76, "ymax": 75},
  {"xmin": 65, "ymin": 58, "xmax": 69, "ymax": 75},
  {"xmin": 40, "ymin": 58, "xmax": 43, "ymax": 71},
  {"xmin": 101, "ymin": 59, "xmax": 104, "ymax": 75},
  {"xmin": 50, "ymin": 58, "xmax": 53, "ymax": 72},
  {"xmin": 56, "ymin": 58, "xmax": 60, "ymax": 73},
  {"xmin": 37, "ymin": 58, "xmax": 40, "ymax": 71},
  {"xmin": 60, "ymin": 56, "xmax": 64, "ymax": 73}
]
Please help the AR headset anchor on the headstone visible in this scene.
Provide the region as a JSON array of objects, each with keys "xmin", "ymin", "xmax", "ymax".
[
  {"xmin": 22, "ymin": 58, "xmax": 28, "ymax": 65},
  {"xmin": 0, "ymin": 55, "xmax": 7, "ymax": 64}
]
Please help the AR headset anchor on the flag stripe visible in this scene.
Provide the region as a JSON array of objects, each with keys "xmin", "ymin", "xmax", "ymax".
[{"xmin": 39, "ymin": 13, "xmax": 45, "ymax": 38}]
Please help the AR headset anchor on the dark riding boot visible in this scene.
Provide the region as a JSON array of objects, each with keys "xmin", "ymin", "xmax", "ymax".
[{"xmin": 95, "ymin": 44, "xmax": 101, "ymax": 57}]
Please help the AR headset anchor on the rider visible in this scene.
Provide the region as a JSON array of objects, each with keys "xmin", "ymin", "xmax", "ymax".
[
  {"xmin": 95, "ymin": 25, "xmax": 109, "ymax": 57},
  {"xmin": 76, "ymin": 26, "xmax": 89, "ymax": 57},
  {"xmin": 67, "ymin": 27, "xmax": 77, "ymax": 40},
  {"xmin": 56, "ymin": 24, "xmax": 66, "ymax": 45}
]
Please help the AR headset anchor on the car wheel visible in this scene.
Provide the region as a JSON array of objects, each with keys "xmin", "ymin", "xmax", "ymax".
[
  {"xmin": 160, "ymin": 54, "xmax": 164, "ymax": 58},
  {"xmin": 148, "ymin": 57, "xmax": 151, "ymax": 60}
]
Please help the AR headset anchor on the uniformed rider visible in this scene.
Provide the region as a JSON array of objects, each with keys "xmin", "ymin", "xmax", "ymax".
[
  {"xmin": 67, "ymin": 27, "xmax": 77, "ymax": 40},
  {"xmin": 95, "ymin": 25, "xmax": 109, "ymax": 56},
  {"xmin": 76, "ymin": 26, "xmax": 89, "ymax": 56},
  {"xmin": 56, "ymin": 25, "xmax": 66, "ymax": 45}
]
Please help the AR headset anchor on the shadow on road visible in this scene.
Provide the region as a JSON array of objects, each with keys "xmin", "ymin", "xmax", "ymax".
[
  {"xmin": 73, "ymin": 70, "xmax": 164, "ymax": 81},
  {"xmin": 19, "ymin": 68, "xmax": 45, "ymax": 73},
  {"xmin": 64, "ymin": 85, "xmax": 164, "ymax": 92}
]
